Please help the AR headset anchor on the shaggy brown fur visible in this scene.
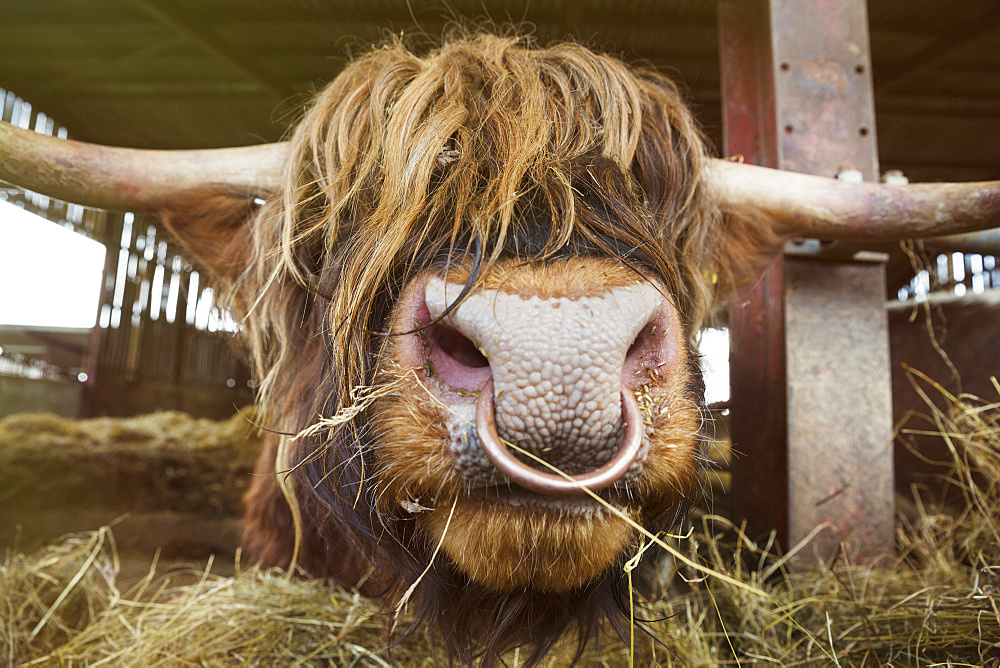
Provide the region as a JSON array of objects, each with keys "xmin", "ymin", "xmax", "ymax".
[{"xmin": 156, "ymin": 30, "xmax": 781, "ymax": 665}]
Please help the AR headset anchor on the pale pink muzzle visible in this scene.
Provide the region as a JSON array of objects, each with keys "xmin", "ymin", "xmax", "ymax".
[{"xmin": 424, "ymin": 278, "xmax": 667, "ymax": 494}]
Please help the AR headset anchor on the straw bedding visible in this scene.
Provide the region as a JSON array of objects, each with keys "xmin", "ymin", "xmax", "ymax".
[{"xmin": 2, "ymin": 376, "xmax": 998, "ymax": 666}]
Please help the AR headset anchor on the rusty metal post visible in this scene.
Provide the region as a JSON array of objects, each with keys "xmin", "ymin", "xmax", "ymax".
[
  {"xmin": 717, "ymin": 0, "xmax": 789, "ymax": 546},
  {"xmin": 719, "ymin": 0, "xmax": 896, "ymax": 564}
]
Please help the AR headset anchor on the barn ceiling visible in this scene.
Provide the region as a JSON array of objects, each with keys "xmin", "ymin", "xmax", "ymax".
[{"xmin": 1, "ymin": 0, "xmax": 999, "ymax": 183}]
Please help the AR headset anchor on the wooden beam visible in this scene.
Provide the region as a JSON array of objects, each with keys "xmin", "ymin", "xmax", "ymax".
[
  {"xmin": 875, "ymin": 7, "xmax": 1000, "ymax": 92},
  {"xmin": 128, "ymin": 0, "xmax": 292, "ymax": 102},
  {"xmin": 877, "ymin": 99, "xmax": 1000, "ymax": 120},
  {"xmin": 47, "ymin": 82, "xmax": 266, "ymax": 99},
  {"xmin": 196, "ymin": 6, "xmax": 719, "ymax": 29},
  {"xmin": 881, "ymin": 158, "xmax": 1000, "ymax": 173}
]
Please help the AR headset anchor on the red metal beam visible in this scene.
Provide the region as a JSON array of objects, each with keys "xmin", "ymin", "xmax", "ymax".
[
  {"xmin": 717, "ymin": 0, "xmax": 789, "ymax": 547},
  {"xmin": 720, "ymin": 0, "xmax": 896, "ymax": 565}
]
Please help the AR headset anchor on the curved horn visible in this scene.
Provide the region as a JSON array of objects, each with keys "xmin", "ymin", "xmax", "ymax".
[
  {"xmin": 4, "ymin": 120, "xmax": 999, "ymax": 238},
  {"xmin": 0, "ymin": 122, "xmax": 288, "ymax": 213},
  {"xmin": 706, "ymin": 159, "xmax": 1000, "ymax": 240}
]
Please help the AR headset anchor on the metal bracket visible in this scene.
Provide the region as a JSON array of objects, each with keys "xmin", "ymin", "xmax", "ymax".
[{"xmin": 784, "ymin": 238, "xmax": 889, "ymax": 263}]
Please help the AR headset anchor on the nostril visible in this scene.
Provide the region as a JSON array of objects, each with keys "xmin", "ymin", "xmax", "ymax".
[
  {"xmin": 428, "ymin": 323, "xmax": 489, "ymax": 368},
  {"xmin": 626, "ymin": 323, "xmax": 654, "ymax": 362},
  {"xmin": 623, "ymin": 309, "xmax": 673, "ymax": 391},
  {"xmin": 426, "ymin": 322, "xmax": 492, "ymax": 391}
]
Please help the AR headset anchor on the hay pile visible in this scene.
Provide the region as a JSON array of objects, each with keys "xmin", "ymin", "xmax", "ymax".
[
  {"xmin": 0, "ymin": 409, "xmax": 260, "ymax": 515},
  {"xmin": 3, "ymin": 532, "xmax": 604, "ymax": 665},
  {"xmin": 3, "ymin": 380, "xmax": 998, "ymax": 666},
  {"xmin": 0, "ymin": 410, "xmax": 260, "ymax": 559},
  {"xmin": 640, "ymin": 374, "xmax": 999, "ymax": 666}
]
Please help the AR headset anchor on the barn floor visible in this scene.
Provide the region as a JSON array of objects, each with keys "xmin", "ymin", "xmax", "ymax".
[{"xmin": 2, "ymin": 379, "xmax": 998, "ymax": 666}]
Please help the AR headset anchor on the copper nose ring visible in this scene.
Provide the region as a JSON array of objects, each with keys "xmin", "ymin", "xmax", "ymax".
[{"xmin": 474, "ymin": 378, "xmax": 644, "ymax": 495}]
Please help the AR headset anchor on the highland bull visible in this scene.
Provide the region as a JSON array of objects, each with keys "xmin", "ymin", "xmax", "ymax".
[{"xmin": 2, "ymin": 34, "xmax": 999, "ymax": 664}]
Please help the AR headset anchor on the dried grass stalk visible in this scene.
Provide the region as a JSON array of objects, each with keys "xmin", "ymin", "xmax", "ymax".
[{"xmin": 2, "ymin": 528, "xmax": 118, "ymax": 664}]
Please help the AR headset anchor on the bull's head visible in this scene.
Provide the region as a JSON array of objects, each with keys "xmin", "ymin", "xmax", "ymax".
[{"xmin": 3, "ymin": 33, "xmax": 999, "ymax": 664}]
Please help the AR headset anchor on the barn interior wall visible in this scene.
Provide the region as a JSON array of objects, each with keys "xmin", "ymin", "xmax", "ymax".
[
  {"xmin": 889, "ymin": 290, "xmax": 1000, "ymax": 500},
  {"xmin": 0, "ymin": 90, "xmax": 252, "ymax": 419},
  {"xmin": 0, "ymin": 375, "xmax": 81, "ymax": 419}
]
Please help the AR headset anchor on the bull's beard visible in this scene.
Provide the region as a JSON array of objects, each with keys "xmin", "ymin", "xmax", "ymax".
[
  {"xmin": 289, "ymin": 383, "xmax": 704, "ymax": 665},
  {"xmin": 282, "ymin": 336, "xmax": 707, "ymax": 665},
  {"xmin": 419, "ymin": 494, "xmax": 641, "ymax": 591},
  {"xmin": 372, "ymin": 461, "xmax": 700, "ymax": 666},
  {"xmin": 358, "ymin": 477, "xmax": 699, "ymax": 666},
  {"xmin": 295, "ymin": 416, "xmax": 701, "ymax": 666}
]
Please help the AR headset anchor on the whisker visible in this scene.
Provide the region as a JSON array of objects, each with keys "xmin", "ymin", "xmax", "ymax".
[{"xmin": 391, "ymin": 495, "xmax": 459, "ymax": 633}]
